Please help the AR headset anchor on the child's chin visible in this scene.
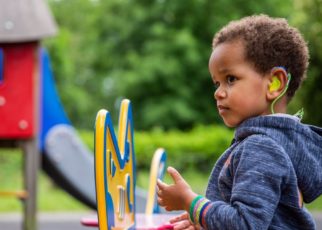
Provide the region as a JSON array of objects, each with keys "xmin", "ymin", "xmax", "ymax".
[{"xmin": 223, "ymin": 120, "xmax": 239, "ymax": 128}]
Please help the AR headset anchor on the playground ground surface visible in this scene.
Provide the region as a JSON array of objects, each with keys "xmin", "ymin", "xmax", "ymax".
[{"xmin": 0, "ymin": 211, "xmax": 321, "ymax": 230}]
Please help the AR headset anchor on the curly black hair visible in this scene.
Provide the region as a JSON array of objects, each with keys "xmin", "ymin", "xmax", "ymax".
[{"xmin": 212, "ymin": 14, "xmax": 309, "ymax": 99}]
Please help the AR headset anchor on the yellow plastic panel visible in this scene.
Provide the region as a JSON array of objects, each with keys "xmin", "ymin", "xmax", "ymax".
[{"xmin": 95, "ymin": 99, "xmax": 135, "ymax": 230}]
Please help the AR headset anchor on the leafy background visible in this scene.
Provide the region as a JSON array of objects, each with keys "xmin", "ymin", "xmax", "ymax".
[{"xmin": 45, "ymin": 0, "xmax": 322, "ymax": 130}]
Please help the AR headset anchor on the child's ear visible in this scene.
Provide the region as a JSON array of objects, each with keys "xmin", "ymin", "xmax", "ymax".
[{"xmin": 266, "ymin": 69, "xmax": 288, "ymax": 100}]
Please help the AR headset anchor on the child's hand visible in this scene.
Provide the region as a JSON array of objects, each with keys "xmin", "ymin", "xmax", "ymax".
[
  {"xmin": 169, "ymin": 212, "xmax": 200, "ymax": 230},
  {"xmin": 156, "ymin": 167, "xmax": 197, "ymax": 211}
]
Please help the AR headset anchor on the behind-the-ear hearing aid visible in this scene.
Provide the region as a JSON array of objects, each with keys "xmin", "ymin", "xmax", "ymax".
[
  {"xmin": 270, "ymin": 72, "xmax": 291, "ymax": 114},
  {"xmin": 269, "ymin": 76, "xmax": 281, "ymax": 92}
]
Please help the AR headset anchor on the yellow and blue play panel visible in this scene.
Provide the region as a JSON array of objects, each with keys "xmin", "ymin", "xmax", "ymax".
[
  {"xmin": 95, "ymin": 99, "xmax": 136, "ymax": 230},
  {"xmin": 145, "ymin": 148, "xmax": 167, "ymax": 215}
]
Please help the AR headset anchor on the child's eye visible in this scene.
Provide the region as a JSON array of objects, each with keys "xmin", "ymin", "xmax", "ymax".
[
  {"xmin": 213, "ymin": 82, "xmax": 220, "ymax": 91},
  {"xmin": 227, "ymin": 75, "xmax": 237, "ymax": 85}
]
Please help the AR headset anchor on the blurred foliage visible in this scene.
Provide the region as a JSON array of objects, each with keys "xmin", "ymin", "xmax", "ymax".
[
  {"xmin": 289, "ymin": 0, "xmax": 322, "ymax": 126},
  {"xmin": 79, "ymin": 124, "xmax": 233, "ymax": 173},
  {"xmin": 43, "ymin": 0, "xmax": 317, "ymax": 130},
  {"xmin": 134, "ymin": 125, "xmax": 233, "ymax": 172}
]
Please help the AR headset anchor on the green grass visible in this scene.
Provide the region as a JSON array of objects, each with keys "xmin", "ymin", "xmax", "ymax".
[{"xmin": 0, "ymin": 148, "xmax": 90, "ymax": 212}]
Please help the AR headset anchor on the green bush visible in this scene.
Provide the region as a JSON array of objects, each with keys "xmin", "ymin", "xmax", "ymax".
[
  {"xmin": 134, "ymin": 125, "xmax": 234, "ymax": 172},
  {"xmin": 79, "ymin": 124, "xmax": 234, "ymax": 173}
]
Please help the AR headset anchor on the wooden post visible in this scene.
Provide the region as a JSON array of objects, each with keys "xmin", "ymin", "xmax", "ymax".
[
  {"xmin": 20, "ymin": 138, "xmax": 40, "ymax": 230},
  {"xmin": 20, "ymin": 44, "xmax": 41, "ymax": 230},
  {"xmin": 0, "ymin": 138, "xmax": 40, "ymax": 230}
]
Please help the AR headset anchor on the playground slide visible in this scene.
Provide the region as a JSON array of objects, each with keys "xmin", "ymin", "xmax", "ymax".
[{"xmin": 39, "ymin": 49, "xmax": 147, "ymax": 211}]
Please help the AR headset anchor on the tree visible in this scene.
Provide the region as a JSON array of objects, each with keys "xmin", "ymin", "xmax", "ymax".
[
  {"xmin": 290, "ymin": 0, "xmax": 322, "ymax": 126},
  {"xmin": 46, "ymin": 0, "xmax": 293, "ymax": 130}
]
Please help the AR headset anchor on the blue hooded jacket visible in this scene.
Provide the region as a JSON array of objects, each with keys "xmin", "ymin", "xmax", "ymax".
[{"xmin": 204, "ymin": 115, "xmax": 322, "ymax": 229}]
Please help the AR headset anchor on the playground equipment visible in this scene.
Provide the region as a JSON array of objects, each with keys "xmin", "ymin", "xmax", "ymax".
[
  {"xmin": 39, "ymin": 49, "xmax": 164, "ymax": 213},
  {"xmin": 145, "ymin": 148, "xmax": 167, "ymax": 215},
  {"xmin": 1, "ymin": 2, "xmax": 169, "ymax": 230},
  {"xmin": 40, "ymin": 49, "xmax": 97, "ymax": 209},
  {"xmin": 95, "ymin": 100, "xmax": 136, "ymax": 229},
  {"xmin": 82, "ymin": 99, "xmax": 173, "ymax": 229},
  {"xmin": 0, "ymin": 1, "xmax": 57, "ymax": 230}
]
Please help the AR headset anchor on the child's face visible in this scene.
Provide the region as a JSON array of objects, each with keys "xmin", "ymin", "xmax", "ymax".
[{"xmin": 209, "ymin": 40, "xmax": 271, "ymax": 127}]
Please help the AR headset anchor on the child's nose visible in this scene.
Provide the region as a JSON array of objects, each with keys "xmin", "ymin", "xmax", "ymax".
[{"xmin": 214, "ymin": 86, "xmax": 227, "ymax": 99}]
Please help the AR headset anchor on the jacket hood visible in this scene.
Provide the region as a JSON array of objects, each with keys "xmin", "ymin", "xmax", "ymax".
[{"xmin": 235, "ymin": 114, "xmax": 322, "ymax": 203}]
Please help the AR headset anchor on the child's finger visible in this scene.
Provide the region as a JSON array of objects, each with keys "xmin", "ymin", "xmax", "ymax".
[
  {"xmin": 157, "ymin": 197, "xmax": 165, "ymax": 206},
  {"xmin": 169, "ymin": 212, "xmax": 189, "ymax": 224},
  {"xmin": 167, "ymin": 167, "xmax": 184, "ymax": 183},
  {"xmin": 157, "ymin": 179, "xmax": 168, "ymax": 190},
  {"xmin": 169, "ymin": 215, "xmax": 182, "ymax": 224},
  {"xmin": 172, "ymin": 220, "xmax": 193, "ymax": 230}
]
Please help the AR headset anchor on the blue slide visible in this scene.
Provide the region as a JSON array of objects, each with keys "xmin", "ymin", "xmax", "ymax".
[
  {"xmin": 39, "ymin": 49, "xmax": 147, "ymax": 211},
  {"xmin": 39, "ymin": 49, "xmax": 96, "ymax": 208}
]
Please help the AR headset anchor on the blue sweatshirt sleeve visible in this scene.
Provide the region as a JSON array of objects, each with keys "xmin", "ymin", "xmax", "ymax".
[{"xmin": 203, "ymin": 135, "xmax": 291, "ymax": 229}]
